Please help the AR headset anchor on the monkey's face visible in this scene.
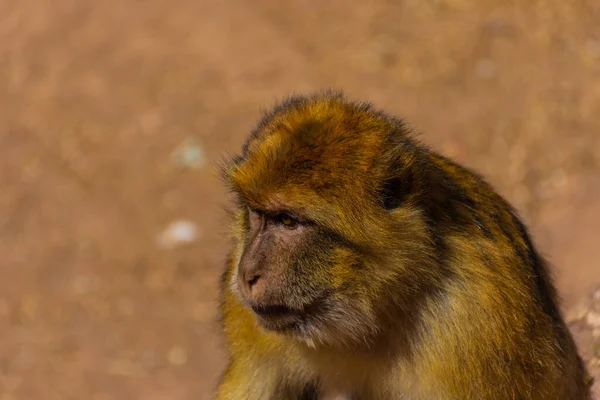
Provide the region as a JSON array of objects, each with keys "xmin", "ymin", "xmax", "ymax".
[
  {"xmin": 234, "ymin": 207, "xmax": 325, "ymax": 330},
  {"xmin": 230, "ymin": 203, "xmax": 382, "ymax": 348},
  {"xmin": 223, "ymin": 96, "xmax": 427, "ymax": 347}
]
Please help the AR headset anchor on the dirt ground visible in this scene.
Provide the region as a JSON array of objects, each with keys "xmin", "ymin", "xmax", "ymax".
[{"xmin": 1, "ymin": 0, "xmax": 599, "ymax": 399}]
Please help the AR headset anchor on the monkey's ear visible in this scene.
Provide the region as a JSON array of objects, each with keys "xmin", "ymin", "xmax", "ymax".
[{"xmin": 380, "ymin": 164, "xmax": 414, "ymax": 210}]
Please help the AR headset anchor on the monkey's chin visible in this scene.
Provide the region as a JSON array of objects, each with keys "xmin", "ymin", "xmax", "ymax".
[{"xmin": 255, "ymin": 315, "xmax": 301, "ymax": 333}]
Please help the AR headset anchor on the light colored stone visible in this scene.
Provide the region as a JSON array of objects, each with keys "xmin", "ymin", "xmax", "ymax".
[
  {"xmin": 475, "ymin": 59, "xmax": 496, "ymax": 79},
  {"xmin": 565, "ymin": 299, "xmax": 590, "ymax": 323},
  {"xmin": 171, "ymin": 138, "xmax": 207, "ymax": 169},
  {"xmin": 591, "ymin": 287, "xmax": 600, "ymax": 313},
  {"xmin": 156, "ymin": 220, "xmax": 201, "ymax": 249},
  {"xmin": 167, "ymin": 346, "xmax": 188, "ymax": 366},
  {"xmin": 587, "ymin": 311, "xmax": 600, "ymax": 328}
]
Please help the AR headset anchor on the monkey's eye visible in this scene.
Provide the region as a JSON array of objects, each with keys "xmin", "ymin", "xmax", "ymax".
[{"xmin": 279, "ymin": 213, "xmax": 299, "ymax": 229}]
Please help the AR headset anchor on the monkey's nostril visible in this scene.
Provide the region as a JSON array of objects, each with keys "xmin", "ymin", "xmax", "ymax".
[{"xmin": 247, "ymin": 274, "xmax": 261, "ymax": 287}]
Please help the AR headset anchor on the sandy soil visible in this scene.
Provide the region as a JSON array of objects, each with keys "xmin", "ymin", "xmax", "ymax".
[{"xmin": 0, "ymin": 0, "xmax": 599, "ymax": 398}]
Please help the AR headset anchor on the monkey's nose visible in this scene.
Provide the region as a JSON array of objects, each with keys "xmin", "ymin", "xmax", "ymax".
[
  {"xmin": 239, "ymin": 271, "xmax": 265, "ymax": 299},
  {"xmin": 247, "ymin": 274, "xmax": 261, "ymax": 288}
]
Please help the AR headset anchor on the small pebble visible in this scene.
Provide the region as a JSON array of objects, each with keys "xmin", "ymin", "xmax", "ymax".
[
  {"xmin": 156, "ymin": 220, "xmax": 201, "ymax": 249},
  {"xmin": 587, "ymin": 311, "xmax": 600, "ymax": 328},
  {"xmin": 167, "ymin": 346, "xmax": 188, "ymax": 366},
  {"xmin": 475, "ymin": 59, "xmax": 496, "ymax": 79},
  {"xmin": 591, "ymin": 287, "xmax": 600, "ymax": 312},
  {"xmin": 171, "ymin": 138, "xmax": 206, "ymax": 170},
  {"xmin": 565, "ymin": 299, "xmax": 590, "ymax": 324}
]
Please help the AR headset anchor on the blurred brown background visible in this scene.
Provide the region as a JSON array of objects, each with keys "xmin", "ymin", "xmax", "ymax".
[{"xmin": 1, "ymin": 0, "xmax": 599, "ymax": 399}]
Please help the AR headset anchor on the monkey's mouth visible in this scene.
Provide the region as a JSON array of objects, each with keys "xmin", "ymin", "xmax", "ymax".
[
  {"xmin": 250, "ymin": 294, "xmax": 330, "ymax": 333},
  {"xmin": 251, "ymin": 304, "xmax": 296, "ymax": 317},
  {"xmin": 250, "ymin": 304, "xmax": 305, "ymax": 331}
]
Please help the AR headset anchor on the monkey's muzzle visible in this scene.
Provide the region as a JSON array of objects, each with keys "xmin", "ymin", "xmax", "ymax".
[{"xmin": 250, "ymin": 303, "xmax": 304, "ymax": 331}]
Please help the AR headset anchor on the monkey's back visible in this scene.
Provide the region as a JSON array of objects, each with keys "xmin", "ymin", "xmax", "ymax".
[{"xmin": 411, "ymin": 152, "xmax": 591, "ymax": 399}]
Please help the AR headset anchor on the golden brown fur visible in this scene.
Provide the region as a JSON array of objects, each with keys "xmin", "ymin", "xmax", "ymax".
[{"xmin": 217, "ymin": 91, "xmax": 591, "ymax": 399}]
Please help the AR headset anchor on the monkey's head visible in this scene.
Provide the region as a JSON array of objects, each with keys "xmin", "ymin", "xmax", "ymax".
[{"xmin": 222, "ymin": 93, "xmax": 435, "ymax": 348}]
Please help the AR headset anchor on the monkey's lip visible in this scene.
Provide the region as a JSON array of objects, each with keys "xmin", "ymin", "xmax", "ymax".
[
  {"xmin": 249, "ymin": 295, "xmax": 330, "ymax": 332},
  {"xmin": 250, "ymin": 304, "xmax": 304, "ymax": 330}
]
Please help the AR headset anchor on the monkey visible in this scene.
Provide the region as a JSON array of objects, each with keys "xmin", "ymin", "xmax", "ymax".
[{"xmin": 216, "ymin": 91, "xmax": 592, "ymax": 399}]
